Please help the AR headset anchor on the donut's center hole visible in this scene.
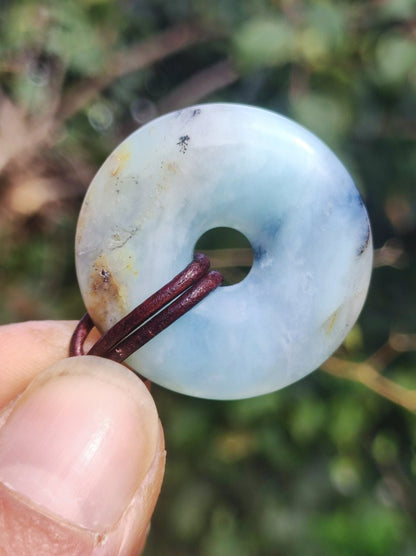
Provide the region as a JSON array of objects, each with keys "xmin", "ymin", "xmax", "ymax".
[{"xmin": 194, "ymin": 227, "xmax": 254, "ymax": 286}]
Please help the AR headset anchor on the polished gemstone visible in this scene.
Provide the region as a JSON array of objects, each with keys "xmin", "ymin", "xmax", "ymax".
[{"xmin": 76, "ymin": 103, "xmax": 372, "ymax": 399}]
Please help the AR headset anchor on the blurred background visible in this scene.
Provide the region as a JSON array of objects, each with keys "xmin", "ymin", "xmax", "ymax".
[{"xmin": 0, "ymin": 1, "xmax": 415, "ymax": 554}]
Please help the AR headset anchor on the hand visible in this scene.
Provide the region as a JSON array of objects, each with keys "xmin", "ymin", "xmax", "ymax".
[{"xmin": 0, "ymin": 321, "xmax": 165, "ymax": 555}]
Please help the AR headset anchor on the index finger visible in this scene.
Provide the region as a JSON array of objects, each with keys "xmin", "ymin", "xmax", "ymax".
[{"xmin": 0, "ymin": 321, "xmax": 100, "ymax": 408}]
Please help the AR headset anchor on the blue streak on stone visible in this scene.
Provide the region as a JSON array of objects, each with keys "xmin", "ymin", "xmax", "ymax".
[{"xmin": 254, "ymin": 245, "xmax": 268, "ymax": 262}]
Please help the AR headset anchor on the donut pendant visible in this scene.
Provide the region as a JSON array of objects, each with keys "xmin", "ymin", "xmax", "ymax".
[{"xmin": 75, "ymin": 103, "xmax": 372, "ymax": 399}]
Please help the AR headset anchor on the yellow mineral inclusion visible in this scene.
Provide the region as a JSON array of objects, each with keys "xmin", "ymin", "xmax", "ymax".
[
  {"xmin": 88, "ymin": 253, "xmax": 127, "ymax": 328},
  {"xmin": 324, "ymin": 308, "xmax": 339, "ymax": 336},
  {"xmin": 125, "ymin": 254, "xmax": 139, "ymax": 276},
  {"xmin": 165, "ymin": 161, "xmax": 179, "ymax": 174},
  {"xmin": 111, "ymin": 144, "xmax": 131, "ymax": 176}
]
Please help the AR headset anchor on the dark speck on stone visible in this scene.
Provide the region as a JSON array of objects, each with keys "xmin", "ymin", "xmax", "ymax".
[
  {"xmin": 348, "ymin": 190, "xmax": 364, "ymax": 207},
  {"xmin": 100, "ymin": 268, "xmax": 111, "ymax": 282},
  {"xmin": 177, "ymin": 135, "xmax": 190, "ymax": 153},
  {"xmin": 357, "ymin": 224, "xmax": 371, "ymax": 256}
]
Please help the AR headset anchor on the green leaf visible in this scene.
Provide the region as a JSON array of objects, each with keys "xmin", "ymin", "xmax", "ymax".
[
  {"xmin": 311, "ymin": 505, "xmax": 407, "ymax": 555},
  {"xmin": 378, "ymin": 0, "xmax": 416, "ymax": 20},
  {"xmin": 371, "ymin": 433, "xmax": 399, "ymax": 464},
  {"xmin": 329, "ymin": 399, "xmax": 366, "ymax": 446},
  {"xmin": 289, "ymin": 397, "xmax": 327, "ymax": 442},
  {"xmin": 329, "ymin": 456, "xmax": 361, "ymax": 495},
  {"xmin": 45, "ymin": 4, "xmax": 106, "ymax": 75},
  {"xmin": 299, "ymin": 2, "xmax": 347, "ymax": 66},
  {"xmin": 1, "ymin": 3, "xmax": 49, "ymax": 50},
  {"xmin": 375, "ymin": 32, "xmax": 416, "ymax": 87},
  {"xmin": 233, "ymin": 17, "xmax": 296, "ymax": 70},
  {"xmin": 290, "ymin": 92, "xmax": 354, "ymax": 144},
  {"xmin": 344, "ymin": 325, "xmax": 364, "ymax": 353}
]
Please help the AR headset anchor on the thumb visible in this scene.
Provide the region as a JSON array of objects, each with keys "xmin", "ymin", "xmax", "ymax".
[{"xmin": 0, "ymin": 355, "xmax": 165, "ymax": 556}]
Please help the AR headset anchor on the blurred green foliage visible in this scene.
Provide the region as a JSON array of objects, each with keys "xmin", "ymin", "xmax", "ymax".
[{"xmin": 0, "ymin": 0, "xmax": 415, "ymax": 554}]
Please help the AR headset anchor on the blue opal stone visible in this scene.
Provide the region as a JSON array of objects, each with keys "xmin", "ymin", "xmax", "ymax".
[{"xmin": 75, "ymin": 103, "xmax": 372, "ymax": 399}]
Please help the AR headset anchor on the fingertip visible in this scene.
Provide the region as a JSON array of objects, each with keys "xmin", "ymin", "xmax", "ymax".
[
  {"xmin": 0, "ymin": 320, "xmax": 101, "ymax": 408},
  {"xmin": 0, "ymin": 356, "xmax": 165, "ymax": 555}
]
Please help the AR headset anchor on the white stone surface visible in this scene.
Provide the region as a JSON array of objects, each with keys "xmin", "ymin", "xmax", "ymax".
[{"xmin": 76, "ymin": 103, "xmax": 372, "ymax": 399}]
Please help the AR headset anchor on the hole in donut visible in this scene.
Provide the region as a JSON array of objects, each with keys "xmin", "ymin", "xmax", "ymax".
[{"xmin": 194, "ymin": 227, "xmax": 254, "ymax": 286}]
